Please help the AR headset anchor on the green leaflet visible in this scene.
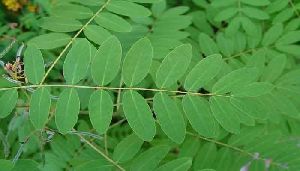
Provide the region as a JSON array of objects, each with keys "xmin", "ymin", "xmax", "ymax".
[
  {"xmin": 240, "ymin": 17, "xmax": 257, "ymax": 36},
  {"xmin": 156, "ymin": 44, "xmax": 192, "ymax": 88},
  {"xmin": 113, "ymin": 134, "xmax": 144, "ymax": 163},
  {"xmin": 131, "ymin": 145, "xmax": 170, "ymax": 171},
  {"xmin": 27, "ymin": 33, "xmax": 71, "ymax": 49},
  {"xmin": 246, "ymin": 49, "xmax": 266, "ymax": 76},
  {"xmin": 29, "ymin": 88, "xmax": 51, "ymax": 130},
  {"xmin": 276, "ymin": 31, "xmax": 300, "ymax": 45},
  {"xmin": 184, "ymin": 54, "xmax": 222, "ymax": 92},
  {"xmin": 12, "ymin": 159, "xmax": 39, "ymax": 171},
  {"xmin": 122, "ymin": 37, "xmax": 153, "ymax": 86},
  {"xmin": 276, "ymin": 44, "xmax": 300, "ymax": 56},
  {"xmin": 214, "ymin": 7, "xmax": 238, "ymax": 22},
  {"xmin": 155, "ymin": 157, "xmax": 192, "ymax": 171},
  {"xmin": 216, "ymin": 33, "xmax": 234, "ymax": 56},
  {"xmin": 232, "ymin": 82, "xmax": 274, "ymax": 97},
  {"xmin": 122, "ymin": 90, "xmax": 156, "ymax": 141},
  {"xmin": 178, "ymin": 137, "xmax": 201, "ymax": 158},
  {"xmin": 63, "ymin": 38, "xmax": 93, "ymax": 84},
  {"xmin": 210, "ymin": 96, "xmax": 240, "ymax": 134},
  {"xmin": 261, "ymin": 54, "xmax": 286, "ymax": 83},
  {"xmin": 88, "ymin": 90, "xmax": 113, "ymax": 134},
  {"xmin": 51, "ymin": 3, "xmax": 93, "ymax": 19},
  {"xmin": 241, "ymin": 0, "xmax": 270, "ymax": 6},
  {"xmin": 249, "ymin": 160, "xmax": 265, "ymax": 171},
  {"xmin": 74, "ymin": 160, "xmax": 113, "ymax": 171},
  {"xmin": 198, "ymin": 33, "xmax": 219, "ymax": 56},
  {"xmin": 193, "ymin": 143, "xmax": 217, "ymax": 170},
  {"xmin": 91, "ymin": 36, "xmax": 122, "ymax": 86},
  {"xmin": 273, "ymin": 8, "xmax": 294, "ymax": 24},
  {"xmin": 83, "ymin": 25, "xmax": 111, "ymax": 45},
  {"xmin": 55, "ymin": 88, "xmax": 80, "ymax": 134},
  {"xmin": 153, "ymin": 92, "xmax": 186, "ymax": 144},
  {"xmin": 241, "ymin": 7, "xmax": 269, "ymax": 20},
  {"xmin": 0, "ymin": 159, "xmax": 13, "ymax": 171},
  {"xmin": 95, "ymin": 12, "xmax": 132, "ymax": 32},
  {"xmin": 107, "ymin": 0, "xmax": 151, "ymax": 17},
  {"xmin": 182, "ymin": 95, "xmax": 219, "ymax": 138},
  {"xmin": 128, "ymin": 0, "xmax": 161, "ymax": 3},
  {"xmin": 262, "ymin": 23, "xmax": 283, "ymax": 46},
  {"xmin": 212, "ymin": 67, "xmax": 258, "ymax": 94},
  {"xmin": 39, "ymin": 17, "xmax": 82, "ymax": 32},
  {"xmin": 0, "ymin": 89, "xmax": 18, "ymax": 118},
  {"xmin": 270, "ymin": 92, "xmax": 300, "ymax": 119},
  {"xmin": 24, "ymin": 46, "xmax": 45, "ymax": 84},
  {"xmin": 228, "ymin": 126, "xmax": 264, "ymax": 146},
  {"xmin": 214, "ymin": 148, "xmax": 233, "ymax": 171}
]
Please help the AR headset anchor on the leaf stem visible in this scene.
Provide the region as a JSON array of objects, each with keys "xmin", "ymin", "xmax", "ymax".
[
  {"xmin": 76, "ymin": 133, "xmax": 125, "ymax": 171},
  {"xmin": 0, "ymin": 84, "xmax": 221, "ymax": 97}
]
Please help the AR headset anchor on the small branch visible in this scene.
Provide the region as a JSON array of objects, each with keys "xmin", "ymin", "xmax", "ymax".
[
  {"xmin": 39, "ymin": 0, "xmax": 112, "ymax": 85},
  {"xmin": 186, "ymin": 132, "xmax": 287, "ymax": 170},
  {"xmin": 0, "ymin": 84, "xmax": 219, "ymax": 97},
  {"xmin": 76, "ymin": 132, "xmax": 125, "ymax": 171}
]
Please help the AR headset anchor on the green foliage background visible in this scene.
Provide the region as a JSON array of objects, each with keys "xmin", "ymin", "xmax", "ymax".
[{"xmin": 1, "ymin": 0, "xmax": 300, "ymax": 170}]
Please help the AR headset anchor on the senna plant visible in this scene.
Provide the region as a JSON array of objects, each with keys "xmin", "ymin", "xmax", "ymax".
[{"xmin": 1, "ymin": 0, "xmax": 300, "ymax": 170}]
